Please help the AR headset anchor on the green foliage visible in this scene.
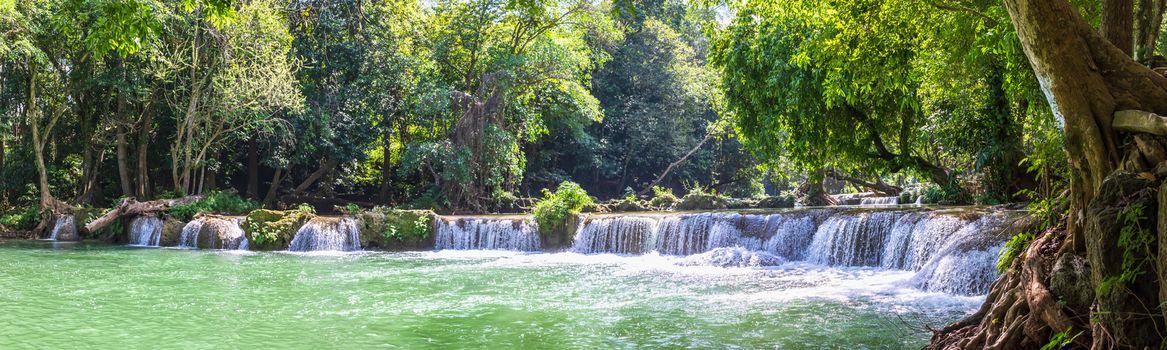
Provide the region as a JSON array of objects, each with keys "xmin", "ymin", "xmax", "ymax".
[
  {"xmin": 996, "ymin": 232, "xmax": 1035, "ymax": 272},
  {"xmin": 648, "ymin": 186, "xmax": 680, "ymax": 209},
  {"xmin": 1115, "ymin": 203, "xmax": 1155, "ymax": 285},
  {"xmin": 344, "ymin": 203, "xmax": 360, "ymax": 215},
  {"xmin": 533, "ymin": 181, "xmax": 594, "ymax": 235},
  {"xmin": 168, "ymin": 191, "xmax": 259, "ymax": 221},
  {"xmin": 0, "ymin": 206, "xmax": 39, "ymax": 231},
  {"xmin": 675, "ymin": 184, "xmax": 729, "ymax": 210},
  {"xmin": 1040, "ymin": 328, "xmax": 1079, "ymax": 350},
  {"xmin": 997, "ymin": 190, "xmax": 1067, "ymax": 272}
]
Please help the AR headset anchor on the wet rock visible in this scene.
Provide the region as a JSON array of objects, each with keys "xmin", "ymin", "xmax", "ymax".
[
  {"xmin": 678, "ymin": 247, "xmax": 784, "ymax": 267},
  {"xmin": 160, "ymin": 218, "xmax": 184, "ymax": 247},
  {"xmin": 1049, "ymin": 252, "xmax": 1092, "ymax": 311},
  {"xmin": 1085, "ymin": 172, "xmax": 1163, "ymax": 347}
]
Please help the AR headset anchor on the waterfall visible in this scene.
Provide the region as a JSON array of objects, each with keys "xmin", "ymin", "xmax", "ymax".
[
  {"xmin": 178, "ymin": 220, "xmax": 204, "ymax": 248},
  {"xmin": 909, "ymin": 213, "xmax": 1010, "ymax": 295},
  {"xmin": 128, "ymin": 216, "xmax": 164, "ymax": 246},
  {"xmin": 47, "ymin": 215, "xmax": 75, "ymax": 241},
  {"xmin": 859, "ymin": 197, "xmax": 898, "ymax": 206},
  {"xmin": 179, "ymin": 217, "xmax": 249, "ymax": 250},
  {"xmin": 288, "ymin": 217, "xmax": 361, "ymax": 252},
  {"xmin": 434, "ymin": 217, "xmax": 540, "ymax": 251},
  {"xmin": 567, "ymin": 208, "xmax": 1018, "ymax": 295},
  {"xmin": 572, "ymin": 216, "xmax": 657, "ymax": 254}
]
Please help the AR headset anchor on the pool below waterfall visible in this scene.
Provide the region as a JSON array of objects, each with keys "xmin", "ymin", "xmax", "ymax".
[{"xmin": 0, "ymin": 240, "xmax": 983, "ymax": 349}]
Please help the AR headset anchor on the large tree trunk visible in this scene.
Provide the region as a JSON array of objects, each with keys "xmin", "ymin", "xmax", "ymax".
[
  {"xmin": 246, "ymin": 136, "xmax": 259, "ymax": 200},
  {"xmin": 137, "ymin": 97, "xmax": 153, "ymax": 199},
  {"xmin": 377, "ymin": 132, "xmax": 393, "ymax": 203},
  {"xmin": 84, "ymin": 196, "xmax": 202, "ymax": 233},
  {"xmin": 929, "ymin": 0, "xmax": 1167, "ymax": 348},
  {"xmin": 1135, "ymin": 0, "xmax": 1167, "ymax": 61},
  {"xmin": 1102, "ymin": 0, "xmax": 1136, "ymax": 56},
  {"xmin": 263, "ymin": 168, "xmax": 284, "ymax": 206},
  {"xmin": 116, "ymin": 125, "xmax": 133, "ymax": 197},
  {"xmin": 291, "ymin": 159, "xmax": 338, "ymax": 197}
]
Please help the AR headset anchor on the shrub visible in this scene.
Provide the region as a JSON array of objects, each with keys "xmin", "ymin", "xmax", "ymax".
[
  {"xmin": 675, "ymin": 185, "xmax": 729, "ymax": 210},
  {"xmin": 648, "ymin": 186, "xmax": 679, "ymax": 209},
  {"xmin": 168, "ymin": 191, "xmax": 259, "ymax": 221},
  {"xmin": 0, "ymin": 206, "xmax": 40, "ymax": 231},
  {"xmin": 533, "ymin": 181, "xmax": 594, "ymax": 236}
]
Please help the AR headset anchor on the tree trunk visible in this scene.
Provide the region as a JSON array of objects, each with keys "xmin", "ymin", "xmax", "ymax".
[
  {"xmin": 263, "ymin": 168, "xmax": 284, "ymax": 206},
  {"xmin": 639, "ymin": 133, "xmax": 713, "ymax": 195},
  {"xmin": 1102, "ymin": 0, "xmax": 1136, "ymax": 56},
  {"xmin": 137, "ymin": 97, "xmax": 153, "ymax": 199},
  {"xmin": 929, "ymin": 0, "xmax": 1167, "ymax": 347},
  {"xmin": 377, "ymin": 123, "xmax": 394, "ymax": 202},
  {"xmin": 824, "ymin": 169, "xmax": 903, "ymax": 196},
  {"xmin": 246, "ymin": 136, "xmax": 259, "ymax": 200},
  {"xmin": 117, "ymin": 125, "xmax": 133, "ymax": 197},
  {"xmin": 84, "ymin": 196, "xmax": 202, "ymax": 233},
  {"xmin": 1135, "ymin": 0, "xmax": 1167, "ymax": 61},
  {"xmin": 291, "ymin": 159, "xmax": 338, "ymax": 197}
]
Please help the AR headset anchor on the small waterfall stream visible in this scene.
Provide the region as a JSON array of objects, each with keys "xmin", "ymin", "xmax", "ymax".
[
  {"xmin": 47, "ymin": 215, "xmax": 75, "ymax": 241},
  {"xmin": 128, "ymin": 216, "xmax": 164, "ymax": 246},
  {"xmin": 859, "ymin": 197, "xmax": 898, "ymax": 206},
  {"xmin": 434, "ymin": 217, "xmax": 540, "ymax": 251},
  {"xmin": 288, "ymin": 217, "xmax": 361, "ymax": 252},
  {"xmin": 179, "ymin": 217, "xmax": 249, "ymax": 250}
]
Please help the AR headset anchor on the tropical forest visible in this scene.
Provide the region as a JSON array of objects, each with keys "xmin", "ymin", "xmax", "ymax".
[{"xmin": 0, "ymin": 0, "xmax": 1164, "ymax": 348}]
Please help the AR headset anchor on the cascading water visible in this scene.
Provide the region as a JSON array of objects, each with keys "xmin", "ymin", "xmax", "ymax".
[
  {"xmin": 128, "ymin": 216, "xmax": 164, "ymax": 246},
  {"xmin": 569, "ymin": 208, "xmax": 1017, "ymax": 295},
  {"xmin": 178, "ymin": 220, "xmax": 204, "ymax": 248},
  {"xmin": 47, "ymin": 215, "xmax": 75, "ymax": 241},
  {"xmin": 859, "ymin": 197, "xmax": 898, "ymax": 206},
  {"xmin": 434, "ymin": 217, "xmax": 540, "ymax": 251},
  {"xmin": 179, "ymin": 217, "xmax": 249, "ymax": 250},
  {"xmin": 288, "ymin": 217, "xmax": 361, "ymax": 252}
]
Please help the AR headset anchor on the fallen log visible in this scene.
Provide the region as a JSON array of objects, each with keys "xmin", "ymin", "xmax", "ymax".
[{"xmin": 83, "ymin": 196, "xmax": 202, "ymax": 233}]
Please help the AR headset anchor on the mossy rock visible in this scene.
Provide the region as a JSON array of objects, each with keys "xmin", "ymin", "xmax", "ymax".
[
  {"xmin": 756, "ymin": 195, "xmax": 795, "ymax": 209},
  {"xmin": 675, "ymin": 193, "xmax": 729, "ymax": 211},
  {"xmin": 357, "ymin": 208, "xmax": 435, "ymax": 250},
  {"xmin": 726, "ymin": 198, "xmax": 758, "ymax": 209},
  {"xmin": 608, "ymin": 199, "xmax": 647, "ymax": 212},
  {"xmin": 539, "ymin": 214, "xmax": 578, "ymax": 251},
  {"xmin": 160, "ymin": 218, "xmax": 185, "ymax": 247},
  {"xmin": 242, "ymin": 209, "xmax": 314, "ymax": 250}
]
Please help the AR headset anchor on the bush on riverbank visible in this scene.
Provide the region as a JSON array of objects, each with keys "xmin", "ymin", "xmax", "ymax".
[
  {"xmin": 675, "ymin": 186, "xmax": 729, "ymax": 210},
  {"xmin": 168, "ymin": 191, "xmax": 259, "ymax": 221},
  {"xmin": 0, "ymin": 206, "xmax": 39, "ymax": 232},
  {"xmin": 533, "ymin": 182, "xmax": 593, "ymax": 247},
  {"xmin": 647, "ymin": 186, "xmax": 680, "ymax": 210}
]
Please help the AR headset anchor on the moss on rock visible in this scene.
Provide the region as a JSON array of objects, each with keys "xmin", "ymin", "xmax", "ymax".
[
  {"xmin": 357, "ymin": 208, "xmax": 435, "ymax": 250},
  {"xmin": 243, "ymin": 209, "xmax": 314, "ymax": 250},
  {"xmin": 675, "ymin": 192, "xmax": 729, "ymax": 211}
]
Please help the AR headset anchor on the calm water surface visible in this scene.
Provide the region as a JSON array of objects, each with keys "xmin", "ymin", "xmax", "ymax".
[{"xmin": 0, "ymin": 240, "xmax": 979, "ymax": 349}]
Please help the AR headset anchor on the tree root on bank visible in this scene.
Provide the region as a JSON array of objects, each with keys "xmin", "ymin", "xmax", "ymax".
[{"xmin": 926, "ymin": 226, "xmax": 1090, "ymax": 349}]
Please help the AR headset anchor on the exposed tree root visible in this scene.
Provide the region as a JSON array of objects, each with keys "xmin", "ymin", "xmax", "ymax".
[{"xmin": 926, "ymin": 225, "xmax": 1091, "ymax": 349}]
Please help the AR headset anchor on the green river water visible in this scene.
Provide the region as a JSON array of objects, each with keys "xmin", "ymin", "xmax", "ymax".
[{"xmin": 0, "ymin": 240, "xmax": 979, "ymax": 349}]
